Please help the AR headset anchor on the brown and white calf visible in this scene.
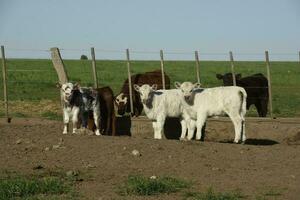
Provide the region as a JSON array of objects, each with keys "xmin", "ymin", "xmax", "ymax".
[{"xmin": 94, "ymin": 86, "xmax": 116, "ymax": 136}]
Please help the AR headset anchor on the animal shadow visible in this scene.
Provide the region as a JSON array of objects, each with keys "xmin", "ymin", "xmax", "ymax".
[
  {"xmin": 220, "ymin": 138, "xmax": 279, "ymax": 146},
  {"xmin": 164, "ymin": 117, "xmax": 181, "ymax": 139},
  {"xmin": 116, "ymin": 116, "xmax": 131, "ymax": 136},
  {"xmin": 163, "ymin": 117, "xmax": 206, "ymax": 140}
]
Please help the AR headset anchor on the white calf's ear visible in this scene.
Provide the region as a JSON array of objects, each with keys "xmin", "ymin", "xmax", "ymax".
[
  {"xmin": 194, "ymin": 82, "xmax": 201, "ymax": 88},
  {"xmin": 152, "ymin": 84, "xmax": 157, "ymax": 90},
  {"xmin": 174, "ymin": 81, "xmax": 181, "ymax": 89},
  {"xmin": 56, "ymin": 82, "xmax": 62, "ymax": 88},
  {"xmin": 133, "ymin": 84, "xmax": 140, "ymax": 92}
]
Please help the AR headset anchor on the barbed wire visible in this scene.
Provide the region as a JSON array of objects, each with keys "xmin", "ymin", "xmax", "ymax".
[{"xmin": 3, "ymin": 47, "xmax": 299, "ymax": 56}]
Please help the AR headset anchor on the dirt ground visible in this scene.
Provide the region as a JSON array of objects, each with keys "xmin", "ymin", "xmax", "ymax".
[{"xmin": 0, "ymin": 118, "xmax": 300, "ymax": 200}]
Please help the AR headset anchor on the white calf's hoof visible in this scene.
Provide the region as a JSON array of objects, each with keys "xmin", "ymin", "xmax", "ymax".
[
  {"xmin": 62, "ymin": 132, "xmax": 68, "ymax": 135},
  {"xmin": 179, "ymin": 137, "xmax": 187, "ymax": 141},
  {"xmin": 95, "ymin": 130, "xmax": 101, "ymax": 136}
]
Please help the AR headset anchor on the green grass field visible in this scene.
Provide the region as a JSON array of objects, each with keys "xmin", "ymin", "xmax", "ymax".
[{"xmin": 0, "ymin": 59, "xmax": 299, "ymax": 117}]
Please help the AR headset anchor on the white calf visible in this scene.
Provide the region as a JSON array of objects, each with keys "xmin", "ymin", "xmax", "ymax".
[
  {"xmin": 175, "ymin": 82, "xmax": 247, "ymax": 143},
  {"xmin": 57, "ymin": 82, "xmax": 81, "ymax": 134},
  {"xmin": 134, "ymin": 84, "xmax": 192, "ymax": 140}
]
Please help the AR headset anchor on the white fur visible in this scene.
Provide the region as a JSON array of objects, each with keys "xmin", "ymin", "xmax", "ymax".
[
  {"xmin": 60, "ymin": 83, "xmax": 80, "ymax": 134},
  {"xmin": 175, "ymin": 81, "xmax": 247, "ymax": 143},
  {"xmin": 134, "ymin": 84, "xmax": 194, "ymax": 140}
]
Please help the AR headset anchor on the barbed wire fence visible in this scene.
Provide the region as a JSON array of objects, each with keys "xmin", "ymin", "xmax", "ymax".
[{"xmin": 1, "ymin": 45, "xmax": 300, "ymax": 122}]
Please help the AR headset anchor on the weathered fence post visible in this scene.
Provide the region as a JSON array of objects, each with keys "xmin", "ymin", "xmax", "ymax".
[
  {"xmin": 50, "ymin": 47, "xmax": 69, "ymax": 122},
  {"xmin": 194, "ymin": 51, "xmax": 201, "ymax": 84},
  {"xmin": 50, "ymin": 47, "xmax": 69, "ymax": 83},
  {"xmin": 126, "ymin": 49, "xmax": 134, "ymax": 115},
  {"xmin": 298, "ymin": 51, "xmax": 300, "ymax": 65},
  {"xmin": 229, "ymin": 51, "xmax": 236, "ymax": 86},
  {"xmin": 160, "ymin": 50, "xmax": 166, "ymax": 89},
  {"xmin": 91, "ymin": 47, "xmax": 98, "ymax": 88},
  {"xmin": 1, "ymin": 45, "xmax": 10, "ymax": 123},
  {"xmin": 265, "ymin": 51, "xmax": 273, "ymax": 118}
]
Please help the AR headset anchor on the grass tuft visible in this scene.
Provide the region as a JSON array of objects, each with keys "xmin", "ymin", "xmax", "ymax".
[
  {"xmin": 118, "ymin": 175, "xmax": 190, "ymax": 196},
  {"xmin": 184, "ymin": 188, "xmax": 245, "ymax": 200},
  {"xmin": 0, "ymin": 172, "xmax": 78, "ymax": 200}
]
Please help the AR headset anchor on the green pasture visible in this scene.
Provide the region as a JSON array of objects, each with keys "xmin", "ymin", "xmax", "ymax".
[{"xmin": 0, "ymin": 59, "xmax": 299, "ymax": 117}]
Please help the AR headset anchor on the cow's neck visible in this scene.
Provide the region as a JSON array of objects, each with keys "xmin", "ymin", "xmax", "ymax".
[
  {"xmin": 68, "ymin": 90, "xmax": 82, "ymax": 107},
  {"xmin": 144, "ymin": 92, "xmax": 155, "ymax": 109}
]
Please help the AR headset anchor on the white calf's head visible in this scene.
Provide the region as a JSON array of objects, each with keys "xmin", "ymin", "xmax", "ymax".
[
  {"xmin": 134, "ymin": 84, "xmax": 157, "ymax": 104},
  {"xmin": 114, "ymin": 93, "xmax": 128, "ymax": 115},
  {"xmin": 57, "ymin": 82, "xmax": 79, "ymax": 103},
  {"xmin": 175, "ymin": 81, "xmax": 201, "ymax": 101}
]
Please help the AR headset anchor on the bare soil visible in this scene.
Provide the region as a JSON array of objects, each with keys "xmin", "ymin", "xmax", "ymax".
[{"xmin": 0, "ymin": 118, "xmax": 299, "ymax": 200}]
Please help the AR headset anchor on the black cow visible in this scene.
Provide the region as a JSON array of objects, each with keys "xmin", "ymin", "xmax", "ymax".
[{"xmin": 216, "ymin": 73, "xmax": 269, "ymax": 117}]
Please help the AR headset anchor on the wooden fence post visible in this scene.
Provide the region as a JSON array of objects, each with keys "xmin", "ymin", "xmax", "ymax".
[
  {"xmin": 160, "ymin": 50, "xmax": 166, "ymax": 89},
  {"xmin": 50, "ymin": 47, "xmax": 69, "ymax": 121},
  {"xmin": 1, "ymin": 45, "xmax": 10, "ymax": 123},
  {"xmin": 194, "ymin": 51, "xmax": 201, "ymax": 84},
  {"xmin": 126, "ymin": 49, "xmax": 134, "ymax": 114},
  {"xmin": 50, "ymin": 47, "xmax": 69, "ymax": 84},
  {"xmin": 265, "ymin": 51, "xmax": 273, "ymax": 118},
  {"xmin": 229, "ymin": 51, "xmax": 236, "ymax": 86},
  {"xmin": 299, "ymin": 51, "xmax": 300, "ymax": 65},
  {"xmin": 91, "ymin": 47, "xmax": 98, "ymax": 88}
]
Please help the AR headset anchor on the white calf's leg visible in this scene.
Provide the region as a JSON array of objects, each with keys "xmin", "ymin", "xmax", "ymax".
[
  {"xmin": 63, "ymin": 109, "xmax": 69, "ymax": 134},
  {"xmin": 72, "ymin": 107, "xmax": 80, "ymax": 134},
  {"xmin": 93, "ymin": 110, "xmax": 101, "ymax": 136},
  {"xmin": 152, "ymin": 116, "xmax": 165, "ymax": 139},
  {"xmin": 195, "ymin": 113, "xmax": 206, "ymax": 141},
  {"xmin": 186, "ymin": 119, "xmax": 196, "ymax": 140},
  {"xmin": 179, "ymin": 119, "xmax": 187, "ymax": 140},
  {"xmin": 241, "ymin": 120, "xmax": 246, "ymax": 143},
  {"xmin": 228, "ymin": 113, "xmax": 243, "ymax": 143},
  {"xmin": 152, "ymin": 122, "xmax": 159, "ymax": 139}
]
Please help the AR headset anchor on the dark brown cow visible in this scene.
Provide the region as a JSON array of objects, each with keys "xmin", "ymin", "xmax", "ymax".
[
  {"xmin": 114, "ymin": 70, "xmax": 170, "ymax": 117},
  {"xmin": 216, "ymin": 73, "xmax": 269, "ymax": 117},
  {"xmin": 88, "ymin": 86, "xmax": 116, "ymax": 135}
]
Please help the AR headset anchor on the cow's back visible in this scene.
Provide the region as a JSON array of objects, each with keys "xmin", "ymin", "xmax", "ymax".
[{"xmin": 238, "ymin": 74, "xmax": 268, "ymax": 98}]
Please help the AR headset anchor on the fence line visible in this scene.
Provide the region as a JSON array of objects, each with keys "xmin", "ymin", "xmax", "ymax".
[
  {"xmin": 1, "ymin": 45, "xmax": 300, "ymax": 120},
  {"xmin": 4, "ymin": 47, "xmax": 300, "ymax": 57}
]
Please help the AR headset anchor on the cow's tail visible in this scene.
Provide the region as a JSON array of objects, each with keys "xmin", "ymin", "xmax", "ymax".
[
  {"xmin": 239, "ymin": 88, "xmax": 247, "ymax": 120},
  {"xmin": 239, "ymin": 88, "xmax": 247, "ymax": 143}
]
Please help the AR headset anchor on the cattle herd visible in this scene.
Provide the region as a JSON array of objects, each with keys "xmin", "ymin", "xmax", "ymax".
[{"xmin": 57, "ymin": 70, "xmax": 269, "ymax": 144}]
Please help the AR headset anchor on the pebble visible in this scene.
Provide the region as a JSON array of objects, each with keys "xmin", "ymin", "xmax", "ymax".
[
  {"xmin": 131, "ymin": 149, "xmax": 141, "ymax": 156},
  {"xmin": 212, "ymin": 167, "xmax": 220, "ymax": 171},
  {"xmin": 66, "ymin": 170, "xmax": 78, "ymax": 177},
  {"xmin": 16, "ymin": 139, "xmax": 22, "ymax": 144},
  {"xmin": 52, "ymin": 144, "xmax": 60, "ymax": 149}
]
